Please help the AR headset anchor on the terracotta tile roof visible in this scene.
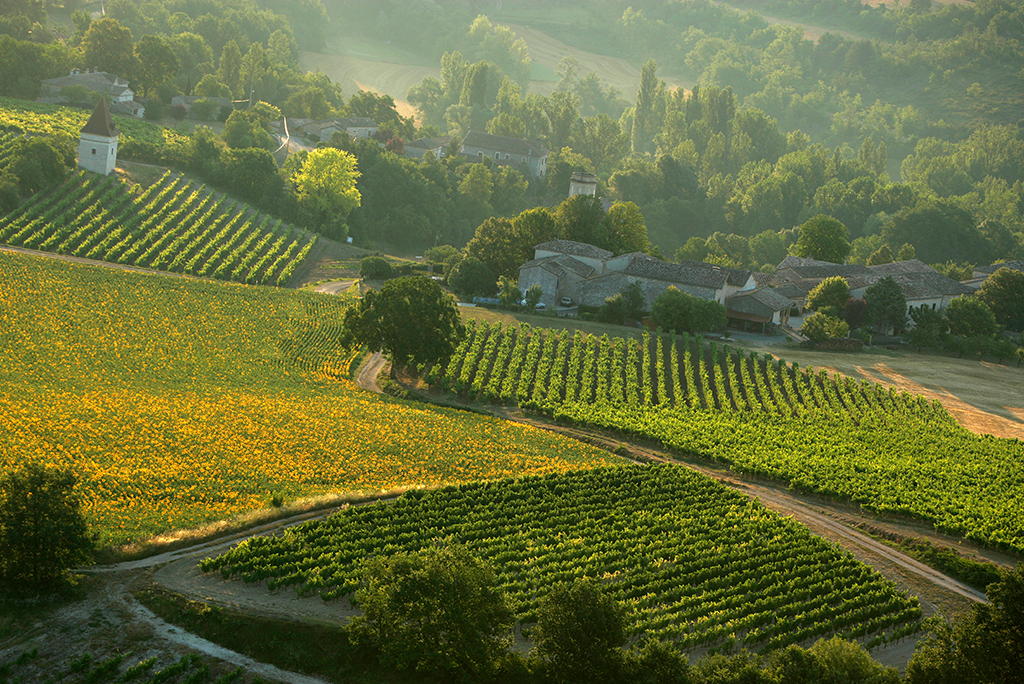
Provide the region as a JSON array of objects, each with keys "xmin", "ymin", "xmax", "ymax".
[
  {"xmin": 975, "ymin": 260, "xmax": 1024, "ymax": 275},
  {"xmin": 623, "ymin": 257, "xmax": 729, "ymax": 289},
  {"xmin": 535, "ymin": 239, "xmax": 613, "ymax": 260},
  {"xmin": 463, "ymin": 130, "xmax": 547, "ymax": 158},
  {"xmin": 726, "ymin": 287, "xmax": 795, "ymax": 314},
  {"xmin": 867, "ymin": 259, "xmax": 935, "ymax": 275},
  {"xmin": 519, "ymin": 255, "xmax": 594, "ymax": 279}
]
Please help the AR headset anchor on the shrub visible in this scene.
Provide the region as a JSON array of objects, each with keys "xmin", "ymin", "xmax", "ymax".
[
  {"xmin": 801, "ymin": 312, "xmax": 850, "ymax": 343},
  {"xmin": 0, "ymin": 463, "xmax": 93, "ymax": 591},
  {"xmin": 359, "ymin": 256, "xmax": 393, "ymax": 280}
]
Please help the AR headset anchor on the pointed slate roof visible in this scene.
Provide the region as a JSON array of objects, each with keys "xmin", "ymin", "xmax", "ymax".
[{"xmin": 80, "ymin": 98, "xmax": 119, "ymax": 138}]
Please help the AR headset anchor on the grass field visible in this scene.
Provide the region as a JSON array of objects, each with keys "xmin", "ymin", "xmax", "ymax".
[{"xmin": 0, "ymin": 253, "xmax": 617, "ymax": 547}]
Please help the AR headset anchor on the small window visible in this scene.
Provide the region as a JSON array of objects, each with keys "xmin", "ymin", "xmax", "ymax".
[
  {"xmin": 932, "ymin": 303, "xmax": 936, "ymax": 310},
  {"xmin": 91, "ymin": 148, "xmax": 96, "ymax": 155}
]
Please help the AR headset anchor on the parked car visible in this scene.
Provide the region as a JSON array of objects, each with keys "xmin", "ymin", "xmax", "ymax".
[
  {"xmin": 560, "ymin": 297, "xmax": 573, "ymax": 307},
  {"xmin": 535, "ymin": 302, "xmax": 546, "ymax": 310}
]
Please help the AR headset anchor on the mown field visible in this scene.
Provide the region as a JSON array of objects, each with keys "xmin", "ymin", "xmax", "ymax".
[
  {"xmin": 428, "ymin": 321, "xmax": 1024, "ymax": 553},
  {"xmin": 0, "ymin": 254, "xmax": 618, "ymax": 546},
  {"xmin": 0, "ymin": 170, "xmax": 315, "ymax": 286},
  {"xmin": 204, "ymin": 466, "xmax": 922, "ymax": 655}
]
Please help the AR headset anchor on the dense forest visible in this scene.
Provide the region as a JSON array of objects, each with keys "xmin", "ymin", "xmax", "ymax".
[{"xmin": 1, "ymin": 0, "xmax": 1022, "ymax": 270}]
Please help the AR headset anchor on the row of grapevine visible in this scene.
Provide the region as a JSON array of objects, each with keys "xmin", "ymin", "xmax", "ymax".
[
  {"xmin": 202, "ymin": 466, "xmax": 922, "ymax": 655},
  {"xmin": 0, "ymin": 171, "xmax": 317, "ymax": 286},
  {"xmin": 0, "ymin": 129, "xmax": 23, "ymax": 166},
  {"xmin": 432, "ymin": 324, "xmax": 943, "ymax": 422},
  {"xmin": 1, "ymin": 649, "xmax": 243, "ymax": 684},
  {"xmin": 428, "ymin": 323, "xmax": 1024, "ymax": 552}
]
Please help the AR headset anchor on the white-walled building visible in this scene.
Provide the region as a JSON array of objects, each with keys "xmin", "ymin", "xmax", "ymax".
[{"xmin": 77, "ymin": 98, "xmax": 119, "ymax": 175}]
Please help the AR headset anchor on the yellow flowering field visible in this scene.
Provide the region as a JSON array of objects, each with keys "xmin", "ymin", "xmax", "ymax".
[{"xmin": 0, "ymin": 252, "xmax": 617, "ymax": 545}]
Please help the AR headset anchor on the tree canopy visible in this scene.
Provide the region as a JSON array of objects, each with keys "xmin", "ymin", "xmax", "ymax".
[
  {"xmin": 977, "ymin": 267, "xmax": 1024, "ymax": 332},
  {"xmin": 791, "ymin": 215, "xmax": 851, "ymax": 265},
  {"xmin": 341, "ymin": 276, "xmax": 464, "ymax": 376},
  {"xmin": 0, "ymin": 463, "xmax": 93, "ymax": 591},
  {"xmin": 534, "ymin": 579, "xmax": 626, "ymax": 683},
  {"xmin": 864, "ymin": 276, "xmax": 906, "ymax": 334},
  {"xmin": 651, "ymin": 286, "xmax": 727, "ymax": 334},
  {"xmin": 945, "ymin": 297, "xmax": 998, "ymax": 339},
  {"xmin": 805, "ymin": 276, "xmax": 851, "ymax": 313},
  {"xmin": 350, "ymin": 544, "xmax": 512, "ymax": 680}
]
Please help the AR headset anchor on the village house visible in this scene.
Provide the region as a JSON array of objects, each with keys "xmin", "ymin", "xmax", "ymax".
[
  {"xmin": 299, "ymin": 118, "xmax": 378, "ymax": 141},
  {"xmin": 461, "ymin": 130, "xmax": 548, "ymax": 176},
  {"xmin": 518, "ymin": 240, "xmax": 782, "ymax": 320},
  {"xmin": 724, "ymin": 287, "xmax": 795, "ymax": 331},
  {"xmin": 404, "ymin": 136, "xmax": 454, "ymax": 160},
  {"xmin": 964, "ymin": 260, "xmax": 1024, "ymax": 290},
  {"xmin": 40, "ymin": 69, "xmax": 144, "ymax": 118},
  {"xmin": 774, "ymin": 255, "xmax": 974, "ymax": 316}
]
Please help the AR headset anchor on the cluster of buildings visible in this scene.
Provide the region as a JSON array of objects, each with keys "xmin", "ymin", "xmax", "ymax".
[{"xmin": 517, "ymin": 241, "xmax": 1012, "ymax": 335}]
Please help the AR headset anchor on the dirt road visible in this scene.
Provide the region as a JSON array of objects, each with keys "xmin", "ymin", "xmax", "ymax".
[{"xmin": 355, "ymin": 351, "xmax": 386, "ymax": 393}]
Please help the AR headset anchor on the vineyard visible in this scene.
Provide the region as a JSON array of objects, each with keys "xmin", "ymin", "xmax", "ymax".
[
  {"xmin": 0, "ymin": 129, "xmax": 22, "ymax": 166},
  {"xmin": 202, "ymin": 466, "xmax": 923, "ymax": 655},
  {"xmin": 0, "ymin": 170, "xmax": 316, "ymax": 286},
  {"xmin": 0, "ymin": 254, "xmax": 617, "ymax": 545},
  {"xmin": 0, "ymin": 651, "xmax": 239, "ymax": 684},
  {"xmin": 0, "ymin": 96, "xmax": 189, "ymax": 156},
  {"xmin": 425, "ymin": 322, "xmax": 1024, "ymax": 553}
]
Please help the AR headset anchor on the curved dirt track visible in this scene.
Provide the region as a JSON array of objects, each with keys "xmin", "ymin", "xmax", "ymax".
[{"xmin": 355, "ymin": 351, "xmax": 386, "ymax": 393}]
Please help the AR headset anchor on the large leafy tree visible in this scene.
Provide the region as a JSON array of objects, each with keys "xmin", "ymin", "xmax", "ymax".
[
  {"xmin": 805, "ymin": 276, "xmax": 851, "ymax": 314},
  {"xmin": 133, "ymin": 34, "xmax": 178, "ymax": 97},
  {"xmin": 341, "ymin": 276, "xmax": 464, "ymax": 377},
  {"xmin": 465, "ymin": 217, "xmax": 518, "ymax": 280},
  {"xmin": 864, "ymin": 276, "xmax": 907, "ymax": 334},
  {"xmin": 81, "ymin": 17, "xmax": 137, "ymax": 80},
  {"xmin": 651, "ymin": 286, "xmax": 727, "ymax": 333},
  {"xmin": 791, "ymin": 214, "xmax": 851, "ymax": 264},
  {"xmin": 945, "ymin": 297, "xmax": 999, "ymax": 338},
  {"xmin": 603, "ymin": 201, "xmax": 650, "ymax": 255},
  {"xmin": 0, "ymin": 463, "xmax": 93, "ymax": 591},
  {"xmin": 293, "ymin": 147, "xmax": 361, "ymax": 238},
  {"xmin": 534, "ymin": 579, "xmax": 626, "ymax": 683},
  {"xmin": 906, "ymin": 563, "xmax": 1024, "ymax": 684},
  {"xmin": 351, "ymin": 545, "xmax": 512, "ymax": 680},
  {"xmin": 977, "ymin": 267, "xmax": 1024, "ymax": 332}
]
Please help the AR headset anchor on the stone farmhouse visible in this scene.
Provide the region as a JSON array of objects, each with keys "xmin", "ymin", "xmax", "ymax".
[
  {"xmin": 964, "ymin": 260, "xmax": 1024, "ymax": 290},
  {"xmin": 775, "ymin": 255, "xmax": 974, "ymax": 315},
  {"xmin": 518, "ymin": 239, "xmax": 794, "ymax": 328},
  {"xmin": 40, "ymin": 69, "xmax": 145, "ymax": 118},
  {"xmin": 461, "ymin": 131, "xmax": 548, "ymax": 176}
]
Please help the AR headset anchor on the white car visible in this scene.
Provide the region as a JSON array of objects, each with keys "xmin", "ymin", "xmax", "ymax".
[{"xmin": 560, "ymin": 297, "xmax": 573, "ymax": 307}]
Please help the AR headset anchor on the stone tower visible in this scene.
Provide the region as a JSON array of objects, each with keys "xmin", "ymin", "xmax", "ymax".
[
  {"xmin": 78, "ymin": 98, "xmax": 119, "ymax": 175},
  {"xmin": 568, "ymin": 171, "xmax": 598, "ymax": 197}
]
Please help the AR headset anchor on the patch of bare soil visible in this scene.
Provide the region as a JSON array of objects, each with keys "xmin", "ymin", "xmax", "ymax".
[
  {"xmin": 0, "ymin": 571, "xmax": 319, "ymax": 684},
  {"xmin": 293, "ymin": 237, "xmax": 367, "ymax": 288}
]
